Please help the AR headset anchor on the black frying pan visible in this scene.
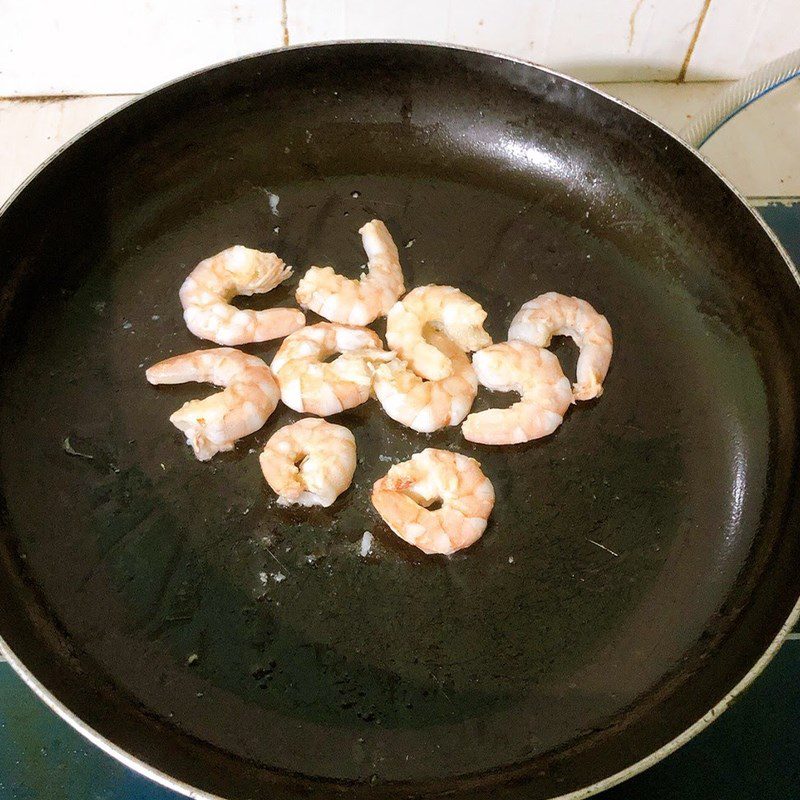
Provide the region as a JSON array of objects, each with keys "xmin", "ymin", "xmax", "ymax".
[{"xmin": 1, "ymin": 42, "xmax": 799, "ymax": 800}]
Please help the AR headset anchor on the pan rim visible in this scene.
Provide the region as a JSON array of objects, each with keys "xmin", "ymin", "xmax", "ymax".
[{"xmin": 1, "ymin": 38, "xmax": 799, "ymax": 800}]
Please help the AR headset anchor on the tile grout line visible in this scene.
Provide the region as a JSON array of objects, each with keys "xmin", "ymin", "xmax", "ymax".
[
  {"xmin": 280, "ymin": 0, "xmax": 289, "ymax": 47},
  {"xmin": 677, "ymin": 0, "xmax": 713, "ymax": 82},
  {"xmin": 0, "ymin": 94, "xmax": 133, "ymax": 102}
]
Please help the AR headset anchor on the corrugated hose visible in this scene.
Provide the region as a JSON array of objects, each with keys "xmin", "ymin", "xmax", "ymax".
[{"xmin": 680, "ymin": 48, "xmax": 800, "ymax": 148}]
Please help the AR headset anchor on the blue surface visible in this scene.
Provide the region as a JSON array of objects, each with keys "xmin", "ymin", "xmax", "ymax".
[
  {"xmin": 1, "ymin": 201, "xmax": 799, "ymax": 800},
  {"xmin": 0, "ymin": 667, "xmax": 167, "ymax": 800}
]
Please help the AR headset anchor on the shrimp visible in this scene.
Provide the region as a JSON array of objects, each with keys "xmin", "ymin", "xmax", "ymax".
[
  {"xmin": 180, "ymin": 245, "xmax": 305, "ymax": 345},
  {"xmin": 271, "ymin": 322, "xmax": 394, "ymax": 416},
  {"xmin": 462, "ymin": 341, "xmax": 573, "ymax": 445},
  {"xmin": 371, "ymin": 449, "xmax": 495, "ymax": 555},
  {"xmin": 507, "ymin": 292, "xmax": 612, "ymax": 400},
  {"xmin": 146, "ymin": 347, "xmax": 280, "ymax": 460},
  {"xmin": 259, "ymin": 418, "xmax": 356, "ymax": 507},
  {"xmin": 386, "ymin": 285, "xmax": 492, "ymax": 381},
  {"xmin": 295, "ymin": 219, "xmax": 405, "ymax": 325},
  {"xmin": 373, "ymin": 329, "xmax": 477, "ymax": 433}
]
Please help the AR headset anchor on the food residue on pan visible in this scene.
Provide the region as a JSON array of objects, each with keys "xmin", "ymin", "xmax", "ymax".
[
  {"xmin": 63, "ymin": 437, "xmax": 93, "ymax": 459},
  {"xmin": 360, "ymin": 531, "xmax": 373, "ymax": 557}
]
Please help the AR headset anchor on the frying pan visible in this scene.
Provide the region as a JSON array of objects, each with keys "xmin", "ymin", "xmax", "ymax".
[{"xmin": 1, "ymin": 42, "xmax": 799, "ymax": 800}]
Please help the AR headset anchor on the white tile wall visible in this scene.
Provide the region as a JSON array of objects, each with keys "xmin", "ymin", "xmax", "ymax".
[
  {"xmin": 0, "ymin": 0, "xmax": 798, "ymax": 96},
  {"xmin": 533, "ymin": 0, "xmax": 703, "ymax": 81},
  {"xmin": 288, "ymin": 0, "xmax": 703, "ymax": 82},
  {"xmin": 0, "ymin": 0, "xmax": 284, "ymax": 96},
  {"xmin": 289, "ymin": 0, "xmax": 450, "ymax": 45},
  {"xmin": 439, "ymin": 0, "xmax": 558, "ymax": 60},
  {"xmin": 686, "ymin": 0, "xmax": 800, "ymax": 80}
]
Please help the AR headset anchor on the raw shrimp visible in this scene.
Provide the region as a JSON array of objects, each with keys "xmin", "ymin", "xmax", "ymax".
[
  {"xmin": 373, "ymin": 329, "xmax": 477, "ymax": 433},
  {"xmin": 371, "ymin": 448, "xmax": 495, "ymax": 555},
  {"xmin": 146, "ymin": 348, "xmax": 280, "ymax": 460},
  {"xmin": 462, "ymin": 341, "xmax": 573, "ymax": 445},
  {"xmin": 295, "ymin": 219, "xmax": 405, "ymax": 325},
  {"xmin": 508, "ymin": 292, "xmax": 612, "ymax": 400},
  {"xmin": 259, "ymin": 418, "xmax": 356, "ymax": 507},
  {"xmin": 180, "ymin": 245, "xmax": 305, "ymax": 345},
  {"xmin": 386, "ymin": 285, "xmax": 492, "ymax": 381},
  {"xmin": 271, "ymin": 322, "xmax": 393, "ymax": 416}
]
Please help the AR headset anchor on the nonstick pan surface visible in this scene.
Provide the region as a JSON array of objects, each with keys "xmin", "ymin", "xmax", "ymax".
[{"xmin": 1, "ymin": 42, "xmax": 800, "ymax": 800}]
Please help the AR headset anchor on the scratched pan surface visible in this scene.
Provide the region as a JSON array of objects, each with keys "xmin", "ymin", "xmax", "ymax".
[{"xmin": 1, "ymin": 43, "xmax": 800, "ymax": 800}]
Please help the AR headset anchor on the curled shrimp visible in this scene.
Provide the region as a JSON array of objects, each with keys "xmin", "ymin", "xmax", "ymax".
[
  {"xmin": 373, "ymin": 329, "xmax": 477, "ymax": 433},
  {"xmin": 462, "ymin": 341, "xmax": 573, "ymax": 445},
  {"xmin": 371, "ymin": 448, "xmax": 495, "ymax": 555},
  {"xmin": 259, "ymin": 418, "xmax": 356, "ymax": 507},
  {"xmin": 386, "ymin": 285, "xmax": 492, "ymax": 381},
  {"xmin": 508, "ymin": 292, "xmax": 612, "ymax": 400},
  {"xmin": 180, "ymin": 246, "xmax": 305, "ymax": 345},
  {"xmin": 146, "ymin": 347, "xmax": 280, "ymax": 460},
  {"xmin": 271, "ymin": 322, "xmax": 394, "ymax": 416},
  {"xmin": 295, "ymin": 219, "xmax": 405, "ymax": 325}
]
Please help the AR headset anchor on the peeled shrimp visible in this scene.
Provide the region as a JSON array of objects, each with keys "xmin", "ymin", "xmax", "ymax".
[
  {"xmin": 180, "ymin": 246, "xmax": 305, "ymax": 345},
  {"xmin": 508, "ymin": 292, "xmax": 612, "ymax": 400},
  {"xmin": 462, "ymin": 341, "xmax": 573, "ymax": 445},
  {"xmin": 259, "ymin": 418, "xmax": 356, "ymax": 507},
  {"xmin": 371, "ymin": 448, "xmax": 495, "ymax": 555},
  {"xmin": 271, "ymin": 322, "xmax": 393, "ymax": 416},
  {"xmin": 146, "ymin": 348, "xmax": 279, "ymax": 460},
  {"xmin": 295, "ymin": 219, "xmax": 405, "ymax": 325},
  {"xmin": 373, "ymin": 329, "xmax": 477, "ymax": 433},
  {"xmin": 386, "ymin": 285, "xmax": 492, "ymax": 381}
]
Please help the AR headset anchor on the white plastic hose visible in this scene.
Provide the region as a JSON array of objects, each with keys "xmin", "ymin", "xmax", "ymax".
[{"xmin": 680, "ymin": 49, "xmax": 800, "ymax": 148}]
